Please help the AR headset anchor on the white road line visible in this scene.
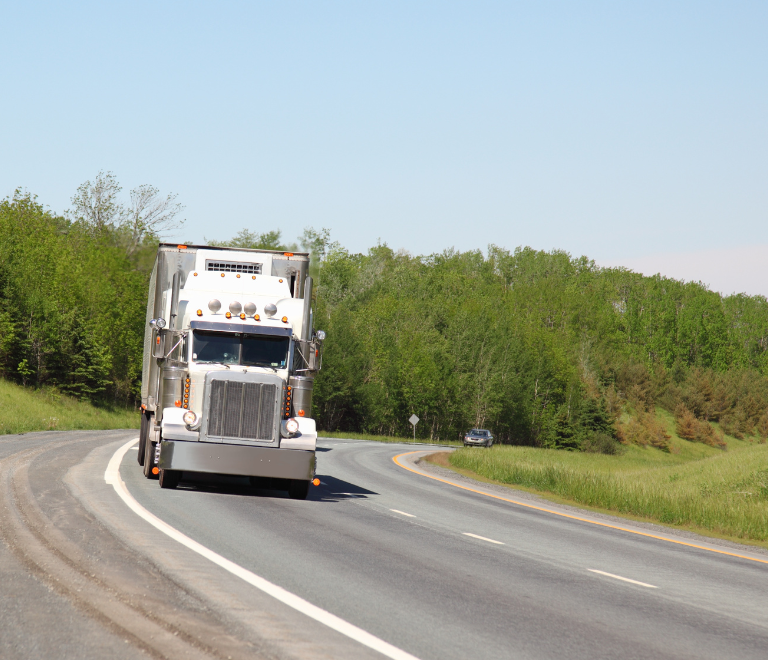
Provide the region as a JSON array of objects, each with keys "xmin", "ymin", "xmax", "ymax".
[
  {"xmin": 105, "ymin": 439, "xmax": 421, "ymax": 660},
  {"xmin": 588, "ymin": 569, "xmax": 658, "ymax": 589},
  {"xmin": 463, "ymin": 533, "xmax": 504, "ymax": 545},
  {"xmin": 390, "ymin": 509, "xmax": 416, "ymax": 517}
]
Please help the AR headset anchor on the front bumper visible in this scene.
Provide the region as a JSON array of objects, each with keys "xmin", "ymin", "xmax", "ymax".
[
  {"xmin": 464, "ymin": 438, "xmax": 490, "ymax": 446},
  {"xmin": 158, "ymin": 440, "xmax": 315, "ymax": 480}
]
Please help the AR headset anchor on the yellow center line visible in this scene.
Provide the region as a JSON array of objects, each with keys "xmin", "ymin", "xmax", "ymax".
[{"xmin": 392, "ymin": 451, "xmax": 768, "ymax": 566}]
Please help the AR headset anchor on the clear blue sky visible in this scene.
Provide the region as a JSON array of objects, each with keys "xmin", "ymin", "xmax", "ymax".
[{"xmin": 2, "ymin": 1, "xmax": 766, "ymax": 291}]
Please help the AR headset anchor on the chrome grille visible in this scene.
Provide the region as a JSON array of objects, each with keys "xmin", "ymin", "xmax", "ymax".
[{"xmin": 207, "ymin": 380, "xmax": 277, "ymax": 441}]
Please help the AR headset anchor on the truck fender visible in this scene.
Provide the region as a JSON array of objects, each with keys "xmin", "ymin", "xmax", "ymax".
[
  {"xmin": 281, "ymin": 417, "xmax": 317, "ymax": 451},
  {"xmin": 160, "ymin": 407, "xmax": 200, "ymax": 442}
]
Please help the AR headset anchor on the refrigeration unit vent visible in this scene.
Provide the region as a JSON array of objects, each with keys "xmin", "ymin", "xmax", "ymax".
[{"xmin": 205, "ymin": 260, "xmax": 262, "ymax": 274}]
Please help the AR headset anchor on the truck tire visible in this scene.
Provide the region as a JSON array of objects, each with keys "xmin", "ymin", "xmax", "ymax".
[
  {"xmin": 159, "ymin": 469, "xmax": 180, "ymax": 489},
  {"xmin": 138, "ymin": 412, "xmax": 149, "ymax": 466},
  {"xmin": 288, "ymin": 479, "xmax": 309, "ymax": 500},
  {"xmin": 143, "ymin": 440, "xmax": 159, "ymax": 479}
]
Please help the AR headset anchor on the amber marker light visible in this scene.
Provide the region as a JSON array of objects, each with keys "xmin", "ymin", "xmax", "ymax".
[
  {"xmin": 225, "ymin": 312, "xmax": 232, "ymax": 319},
  {"xmin": 239, "ymin": 313, "xmax": 246, "ymax": 320},
  {"xmin": 284, "ymin": 252, "xmax": 294, "ymax": 256},
  {"xmin": 253, "ymin": 314, "xmax": 260, "ymax": 321},
  {"xmin": 312, "ymin": 478, "xmax": 321, "ymax": 487},
  {"xmin": 178, "ymin": 245, "xmax": 187, "ymax": 249},
  {"xmin": 236, "ymin": 274, "xmax": 241, "ymax": 278},
  {"xmin": 252, "ymin": 275, "xmax": 256, "ymax": 280},
  {"xmin": 221, "ymin": 273, "xmax": 225, "ymax": 277},
  {"xmin": 279, "ymin": 278, "xmax": 283, "ymax": 283},
  {"xmin": 152, "ymin": 467, "xmax": 159, "ymax": 475},
  {"xmin": 281, "ymin": 316, "xmax": 288, "ymax": 323},
  {"xmin": 193, "ymin": 272, "xmax": 198, "ymax": 276},
  {"xmin": 196, "ymin": 309, "xmax": 203, "ymax": 316},
  {"xmin": 174, "ymin": 400, "xmax": 181, "ymax": 407},
  {"xmin": 298, "ymin": 409, "xmax": 305, "ymax": 417}
]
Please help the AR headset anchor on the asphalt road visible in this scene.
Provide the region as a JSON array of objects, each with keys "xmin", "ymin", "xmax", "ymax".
[{"xmin": 3, "ymin": 431, "xmax": 768, "ymax": 659}]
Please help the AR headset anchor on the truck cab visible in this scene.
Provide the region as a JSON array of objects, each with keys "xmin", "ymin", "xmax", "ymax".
[{"xmin": 138, "ymin": 244, "xmax": 324, "ymax": 499}]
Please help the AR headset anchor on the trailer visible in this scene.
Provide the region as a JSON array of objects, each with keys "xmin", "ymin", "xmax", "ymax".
[{"xmin": 138, "ymin": 243, "xmax": 324, "ymax": 498}]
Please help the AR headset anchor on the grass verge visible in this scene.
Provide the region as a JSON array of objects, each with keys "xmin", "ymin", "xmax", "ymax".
[
  {"xmin": 436, "ymin": 426, "xmax": 768, "ymax": 547},
  {"xmin": 318, "ymin": 430, "xmax": 463, "ymax": 446},
  {"xmin": 0, "ymin": 379, "xmax": 138, "ymax": 435}
]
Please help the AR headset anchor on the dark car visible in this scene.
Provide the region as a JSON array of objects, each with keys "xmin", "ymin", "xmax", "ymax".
[{"xmin": 463, "ymin": 429, "xmax": 493, "ymax": 448}]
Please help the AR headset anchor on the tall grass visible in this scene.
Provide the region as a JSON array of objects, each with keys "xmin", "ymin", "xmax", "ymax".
[
  {"xmin": 449, "ymin": 441, "xmax": 768, "ymax": 542},
  {"xmin": 0, "ymin": 379, "xmax": 138, "ymax": 435}
]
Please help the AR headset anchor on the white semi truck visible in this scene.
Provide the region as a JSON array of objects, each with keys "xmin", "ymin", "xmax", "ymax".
[{"xmin": 138, "ymin": 243, "xmax": 324, "ymax": 498}]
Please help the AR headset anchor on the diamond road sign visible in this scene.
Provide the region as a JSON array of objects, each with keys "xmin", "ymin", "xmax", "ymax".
[{"xmin": 409, "ymin": 414, "xmax": 419, "ymax": 426}]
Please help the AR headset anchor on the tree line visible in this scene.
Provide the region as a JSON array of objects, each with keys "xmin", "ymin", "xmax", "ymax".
[{"xmin": 3, "ymin": 181, "xmax": 768, "ymax": 449}]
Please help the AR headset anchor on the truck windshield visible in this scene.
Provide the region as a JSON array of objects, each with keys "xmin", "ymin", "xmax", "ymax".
[
  {"xmin": 192, "ymin": 331, "xmax": 289, "ymax": 368},
  {"xmin": 242, "ymin": 335, "xmax": 289, "ymax": 368}
]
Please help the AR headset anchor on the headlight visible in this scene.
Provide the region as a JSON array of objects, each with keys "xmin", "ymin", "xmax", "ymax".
[
  {"xmin": 183, "ymin": 411, "xmax": 198, "ymax": 426},
  {"xmin": 281, "ymin": 418, "xmax": 299, "ymax": 436}
]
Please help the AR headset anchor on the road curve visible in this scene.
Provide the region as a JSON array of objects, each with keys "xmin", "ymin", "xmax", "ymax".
[{"xmin": 3, "ymin": 432, "xmax": 768, "ymax": 659}]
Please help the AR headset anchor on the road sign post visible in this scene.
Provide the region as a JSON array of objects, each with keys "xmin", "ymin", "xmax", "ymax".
[{"xmin": 409, "ymin": 414, "xmax": 419, "ymax": 443}]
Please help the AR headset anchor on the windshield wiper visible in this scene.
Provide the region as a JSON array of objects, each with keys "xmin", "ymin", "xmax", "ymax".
[
  {"xmin": 196, "ymin": 360, "xmax": 232, "ymax": 368},
  {"xmin": 242, "ymin": 362, "xmax": 283, "ymax": 371}
]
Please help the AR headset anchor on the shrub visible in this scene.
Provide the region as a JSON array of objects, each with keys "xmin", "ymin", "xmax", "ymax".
[
  {"xmin": 617, "ymin": 411, "xmax": 671, "ymax": 451},
  {"xmin": 675, "ymin": 404, "xmax": 726, "ymax": 449},
  {"xmin": 582, "ymin": 431, "xmax": 624, "ymax": 455}
]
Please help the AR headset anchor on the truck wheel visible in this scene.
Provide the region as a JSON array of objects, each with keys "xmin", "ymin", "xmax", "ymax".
[
  {"xmin": 138, "ymin": 412, "xmax": 149, "ymax": 466},
  {"xmin": 159, "ymin": 469, "xmax": 180, "ymax": 489},
  {"xmin": 143, "ymin": 440, "xmax": 159, "ymax": 479},
  {"xmin": 288, "ymin": 479, "xmax": 309, "ymax": 500}
]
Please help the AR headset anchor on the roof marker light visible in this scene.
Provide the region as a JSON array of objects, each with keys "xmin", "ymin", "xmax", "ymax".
[
  {"xmin": 281, "ymin": 316, "xmax": 288, "ymax": 323},
  {"xmin": 239, "ymin": 313, "xmax": 246, "ymax": 320},
  {"xmin": 284, "ymin": 252, "xmax": 294, "ymax": 256},
  {"xmin": 225, "ymin": 312, "xmax": 232, "ymax": 319},
  {"xmin": 196, "ymin": 309, "xmax": 203, "ymax": 316}
]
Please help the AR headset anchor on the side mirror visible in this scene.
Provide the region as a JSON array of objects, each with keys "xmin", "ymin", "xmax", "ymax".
[
  {"xmin": 152, "ymin": 329, "xmax": 166, "ymax": 358},
  {"xmin": 309, "ymin": 340, "xmax": 323, "ymax": 371}
]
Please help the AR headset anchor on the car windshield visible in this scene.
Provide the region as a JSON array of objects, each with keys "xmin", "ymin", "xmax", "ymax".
[
  {"xmin": 192, "ymin": 331, "xmax": 289, "ymax": 368},
  {"xmin": 470, "ymin": 429, "xmax": 489, "ymax": 436}
]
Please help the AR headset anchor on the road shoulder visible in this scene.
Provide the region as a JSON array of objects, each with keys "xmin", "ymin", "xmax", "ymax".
[{"xmin": 409, "ymin": 450, "xmax": 768, "ymax": 560}]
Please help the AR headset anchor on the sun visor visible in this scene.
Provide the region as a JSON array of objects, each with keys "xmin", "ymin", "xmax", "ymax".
[{"xmin": 190, "ymin": 320, "xmax": 293, "ymax": 337}]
